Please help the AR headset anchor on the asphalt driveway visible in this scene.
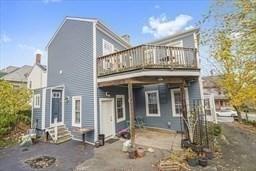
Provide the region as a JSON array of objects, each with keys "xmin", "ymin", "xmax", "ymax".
[{"xmin": 0, "ymin": 140, "xmax": 94, "ymax": 171}]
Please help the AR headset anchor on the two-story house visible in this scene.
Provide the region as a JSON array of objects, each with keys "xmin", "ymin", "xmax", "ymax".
[
  {"xmin": 32, "ymin": 17, "xmax": 203, "ymax": 144},
  {"xmin": 27, "ymin": 53, "xmax": 47, "ymax": 90}
]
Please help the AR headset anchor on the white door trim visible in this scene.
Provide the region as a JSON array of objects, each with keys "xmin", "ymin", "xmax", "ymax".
[
  {"xmin": 99, "ymin": 98, "xmax": 116, "ymax": 139},
  {"xmin": 50, "ymin": 88, "xmax": 65, "ymax": 127},
  {"xmin": 41, "ymin": 88, "xmax": 46, "ymax": 129}
]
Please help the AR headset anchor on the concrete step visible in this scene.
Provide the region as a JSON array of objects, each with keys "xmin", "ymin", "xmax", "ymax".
[{"xmin": 56, "ymin": 136, "xmax": 71, "ymax": 144}]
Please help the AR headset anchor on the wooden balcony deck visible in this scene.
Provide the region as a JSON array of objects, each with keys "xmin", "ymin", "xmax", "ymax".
[{"xmin": 97, "ymin": 44, "xmax": 198, "ymax": 77}]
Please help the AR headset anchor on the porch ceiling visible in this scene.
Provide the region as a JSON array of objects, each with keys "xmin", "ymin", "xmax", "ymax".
[{"xmin": 97, "ymin": 75, "xmax": 198, "ymax": 87}]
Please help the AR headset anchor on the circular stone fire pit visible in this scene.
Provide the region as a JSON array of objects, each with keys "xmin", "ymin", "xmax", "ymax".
[{"xmin": 25, "ymin": 156, "xmax": 56, "ymax": 169}]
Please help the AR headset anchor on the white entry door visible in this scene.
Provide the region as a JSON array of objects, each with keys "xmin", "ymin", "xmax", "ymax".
[{"xmin": 100, "ymin": 98, "xmax": 115, "ymax": 139}]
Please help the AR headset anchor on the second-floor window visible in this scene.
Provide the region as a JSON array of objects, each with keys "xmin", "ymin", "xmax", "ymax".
[{"xmin": 103, "ymin": 39, "xmax": 114, "ymax": 56}]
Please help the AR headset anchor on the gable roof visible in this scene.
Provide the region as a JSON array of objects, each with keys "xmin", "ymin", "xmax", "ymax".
[
  {"xmin": 202, "ymin": 75, "xmax": 220, "ymax": 88},
  {"xmin": 0, "ymin": 66, "xmax": 20, "ymax": 74},
  {"xmin": 1, "ymin": 65, "xmax": 32, "ymax": 83},
  {"xmin": 36, "ymin": 63, "xmax": 47, "ymax": 71},
  {"xmin": 148, "ymin": 28, "xmax": 199, "ymax": 45},
  {"xmin": 46, "ymin": 16, "xmax": 131, "ymax": 50}
]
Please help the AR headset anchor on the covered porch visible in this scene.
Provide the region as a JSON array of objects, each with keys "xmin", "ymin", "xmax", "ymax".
[{"xmin": 98, "ymin": 76, "xmax": 199, "ymax": 148}]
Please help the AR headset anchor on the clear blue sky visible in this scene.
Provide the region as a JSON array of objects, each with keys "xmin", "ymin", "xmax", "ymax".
[{"xmin": 0, "ymin": 0, "xmax": 211, "ymax": 74}]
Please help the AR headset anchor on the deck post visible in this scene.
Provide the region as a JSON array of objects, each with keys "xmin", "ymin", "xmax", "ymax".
[
  {"xmin": 180, "ymin": 81, "xmax": 190, "ymax": 140},
  {"xmin": 128, "ymin": 82, "xmax": 135, "ymax": 147}
]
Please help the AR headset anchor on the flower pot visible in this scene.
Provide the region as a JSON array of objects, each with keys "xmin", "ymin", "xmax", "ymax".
[
  {"xmin": 203, "ymin": 148, "xmax": 213, "ymax": 160},
  {"xmin": 128, "ymin": 148, "xmax": 136, "ymax": 159},
  {"xmin": 136, "ymin": 147, "xmax": 145, "ymax": 158},
  {"xmin": 199, "ymin": 157, "xmax": 208, "ymax": 167},
  {"xmin": 181, "ymin": 139, "xmax": 191, "ymax": 149},
  {"xmin": 191, "ymin": 144, "xmax": 203, "ymax": 153},
  {"xmin": 95, "ymin": 141, "xmax": 100, "ymax": 148},
  {"xmin": 187, "ymin": 158, "xmax": 199, "ymax": 167}
]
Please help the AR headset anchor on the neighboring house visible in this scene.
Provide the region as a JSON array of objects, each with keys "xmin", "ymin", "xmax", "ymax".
[
  {"xmin": 1, "ymin": 65, "xmax": 32, "ymax": 87},
  {"xmin": 202, "ymin": 76, "xmax": 230, "ymax": 111},
  {"xmin": 32, "ymin": 17, "xmax": 203, "ymax": 144},
  {"xmin": 27, "ymin": 53, "xmax": 47, "ymax": 89},
  {"xmin": 0, "ymin": 66, "xmax": 20, "ymax": 74}
]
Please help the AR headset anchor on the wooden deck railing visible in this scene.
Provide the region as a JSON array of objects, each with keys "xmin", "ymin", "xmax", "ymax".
[{"xmin": 97, "ymin": 44, "xmax": 198, "ymax": 77}]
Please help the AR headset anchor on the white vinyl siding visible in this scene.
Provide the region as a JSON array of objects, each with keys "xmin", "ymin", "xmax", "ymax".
[
  {"xmin": 145, "ymin": 90, "xmax": 160, "ymax": 117},
  {"xmin": 72, "ymin": 96, "xmax": 82, "ymax": 127},
  {"xmin": 116, "ymin": 95, "xmax": 126, "ymax": 123},
  {"xmin": 34, "ymin": 94, "xmax": 40, "ymax": 108}
]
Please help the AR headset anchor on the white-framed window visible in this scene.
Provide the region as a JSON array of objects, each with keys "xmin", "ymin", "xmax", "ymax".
[
  {"xmin": 116, "ymin": 95, "xmax": 126, "ymax": 123},
  {"xmin": 72, "ymin": 96, "xmax": 82, "ymax": 127},
  {"xmin": 167, "ymin": 40, "xmax": 183, "ymax": 47},
  {"xmin": 145, "ymin": 90, "xmax": 160, "ymax": 116},
  {"xmin": 103, "ymin": 39, "xmax": 114, "ymax": 56},
  {"xmin": 34, "ymin": 94, "xmax": 40, "ymax": 108},
  {"xmin": 171, "ymin": 88, "xmax": 189, "ymax": 117}
]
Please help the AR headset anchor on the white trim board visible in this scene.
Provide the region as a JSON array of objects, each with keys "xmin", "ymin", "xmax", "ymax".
[
  {"xmin": 98, "ymin": 70, "xmax": 200, "ymax": 83},
  {"xmin": 41, "ymin": 88, "xmax": 46, "ymax": 129},
  {"xmin": 93, "ymin": 22, "xmax": 98, "ymax": 142}
]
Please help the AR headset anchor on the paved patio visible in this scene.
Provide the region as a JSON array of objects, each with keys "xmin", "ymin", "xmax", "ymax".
[
  {"xmin": 135, "ymin": 128, "xmax": 182, "ymax": 151},
  {"xmin": 0, "ymin": 140, "xmax": 94, "ymax": 171},
  {"xmin": 75, "ymin": 140, "xmax": 170, "ymax": 171}
]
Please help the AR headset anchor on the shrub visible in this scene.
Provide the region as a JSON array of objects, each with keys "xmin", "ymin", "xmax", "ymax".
[{"xmin": 0, "ymin": 80, "xmax": 31, "ymax": 136}]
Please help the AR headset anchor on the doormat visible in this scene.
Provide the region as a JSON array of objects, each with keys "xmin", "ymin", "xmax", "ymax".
[{"xmin": 106, "ymin": 138, "xmax": 119, "ymax": 144}]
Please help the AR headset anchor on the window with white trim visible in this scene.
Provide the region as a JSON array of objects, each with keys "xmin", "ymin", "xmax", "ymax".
[
  {"xmin": 171, "ymin": 88, "xmax": 189, "ymax": 117},
  {"xmin": 72, "ymin": 96, "xmax": 82, "ymax": 127},
  {"xmin": 145, "ymin": 91, "xmax": 160, "ymax": 116},
  {"xmin": 116, "ymin": 95, "xmax": 126, "ymax": 122},
  {"xmin": 103, "ymin": 39, "xmax": 114, "ymax": 55},
  {"xmin": 34, "ymin": 94, "xmax": 40, "ymax": 108}
]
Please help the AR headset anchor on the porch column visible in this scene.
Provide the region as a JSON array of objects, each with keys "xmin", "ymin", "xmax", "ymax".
[
  {"xmin": 180, "ymin": 81, "xmax": 190, "ymax": 140},
  {"xmin": 128, "ymin": 82, "xmax": 135, "ymax": 147}
]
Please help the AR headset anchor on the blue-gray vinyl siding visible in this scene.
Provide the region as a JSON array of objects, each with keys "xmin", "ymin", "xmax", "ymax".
[
  {"xmin": 96, "ymin": 28, "xmax": 128, "ymax": 58},
  {"xmin": 97, "ymin": 87, "xmax": 129, "ymax": 133},
  {"xmin": 96, "ymin": 27, "xmax": 129, "ymax": 136},
  {"xmin": 134, "ymin": 80, "xmax": 201, "ymax": 131},
  {"xmin": 152, "ymin": 33, "xmax": 196, "ymax": 48},
  {"xmin": 32, "ymin": 89, "xmax": 42, "ymax": 129},
  {"xmin": 47, "ymin": 19, "xmax": 94, "ymax": 142}
]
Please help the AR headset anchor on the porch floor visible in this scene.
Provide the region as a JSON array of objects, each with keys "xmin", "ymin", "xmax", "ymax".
[{"xmin": 135, "ymin": 128, "xmax": 182, "ymax": 150}]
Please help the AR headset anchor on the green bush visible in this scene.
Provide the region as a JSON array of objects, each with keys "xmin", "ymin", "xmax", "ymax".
[
  {"xmin": 208, "ymin": 123, "xmax": 222, "ymax": 137},
  {"xmin": 0, "ymin": 80, "xmax": 31, "ymax": 136}
]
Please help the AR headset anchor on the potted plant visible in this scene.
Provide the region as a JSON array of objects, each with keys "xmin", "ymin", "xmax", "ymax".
[
  {"xmin": 181, "ymin": 138, "xmax": 191, "ymax": 148},
  {"xmin": 184, "ymin": 149, "xmax": 199, "ymax": 167},
  {"xmin": 198, "ymin": 157, "xmax": 208, "ymax": 167},
  {"xmin": 128, "ymin": 146, "xmax": 136, "ymax": 159},
  {"xmin": 203, "ymin": 147, "xmax": 213, "ymax": 160}
]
